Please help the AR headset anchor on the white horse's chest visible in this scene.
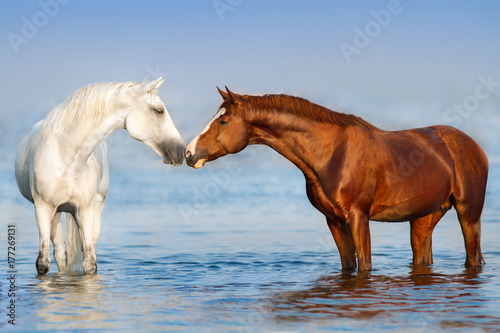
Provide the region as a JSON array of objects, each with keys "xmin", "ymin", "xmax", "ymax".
[{"xmin": 32, "ymin": 144, "xmax": 103, "ymax": 209}]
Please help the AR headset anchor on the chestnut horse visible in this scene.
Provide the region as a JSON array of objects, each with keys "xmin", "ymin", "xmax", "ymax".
[{"xmin": 186, "ymin": 87, "xmax": 488, "ymax": 271}]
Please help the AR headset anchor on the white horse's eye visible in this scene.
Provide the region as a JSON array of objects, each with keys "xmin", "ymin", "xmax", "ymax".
[{"xmin": 153, "ymin": 107, "xmax": 164, "ymax": 114}]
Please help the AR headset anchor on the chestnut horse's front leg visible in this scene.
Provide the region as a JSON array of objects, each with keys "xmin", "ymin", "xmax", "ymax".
[
  {"xmin": 326, "ymin": 218, "xmax": 356, "ymax": 270},
  {"xmin": 348, "ymin": 211, "xmax": 372, "ymax": 271}
]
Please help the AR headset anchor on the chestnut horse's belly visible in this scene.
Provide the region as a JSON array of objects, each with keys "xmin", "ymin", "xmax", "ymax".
[
  {"xmin": 369, "ymin": 162, "xmax": 453, "ymax": 222},
  {"xmin": 370, "ymin": 207, "xmax": 432, "ymax": 222},
  {"xmin": 370, "ymin": 194, "xmax": 453, "ymax": 222},
  {"xmin": 369, "ymin": 183, "xmax": 453, "ymax": 221}
]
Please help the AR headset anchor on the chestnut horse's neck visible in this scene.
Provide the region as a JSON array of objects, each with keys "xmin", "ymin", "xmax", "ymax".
[
  {"xmin": 242, "ymin": 95, "xmax": 378, "ymax": 174},
  {"xmin": 242, "ymin": 94, "xmax": 377, "ymax": 131}
]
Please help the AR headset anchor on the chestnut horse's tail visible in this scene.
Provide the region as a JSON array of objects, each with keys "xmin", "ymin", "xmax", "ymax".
[
  {"xmin": 441, "ymin": 126, "xmax": 489, "ymax": 267},
  {"xmin": 65, "ymin": 213, "xmax": 84, "ymax": 272}
]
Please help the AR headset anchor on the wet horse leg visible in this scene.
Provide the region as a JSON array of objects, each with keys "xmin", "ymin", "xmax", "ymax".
[
  {"xmin": 410, "ymin": 207, "xmax": 448, "ymax": 265},
  {"xmin": 454, "ymin": 201, "xmax": 484, "ymax": 267},
  {"xmin": 35, "ymin": 203, "xmax": 55, "ymax": 275},
  {"xmin": 447, "ymin": 133, "xmax": 487, "ymax": 267},
  {"xmin": 50, "ymin": 213, "xmax": 67, "ymax": 272},
  {"xmin": 348, "ymin": 212, "xmax": 371, "ymax": 271},
  {"xmin": 77, "ymin": 207, "xmax": 97, "ymax": 274},
  {"xmin": 451, "ymin": 169, "xmax": 486, "ymax": 267},
  {"xmin": 91, "ymin": 199, "xmax": 106, "ymax": 263},
  {"xmin": 327, "ymin": 218, "xmax": 356, "ymax": 269}
]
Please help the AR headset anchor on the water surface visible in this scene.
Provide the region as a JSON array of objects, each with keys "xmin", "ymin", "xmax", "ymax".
[{"xmin": 1, "ymin": 160, "xmax": 500, "ymax": 332}]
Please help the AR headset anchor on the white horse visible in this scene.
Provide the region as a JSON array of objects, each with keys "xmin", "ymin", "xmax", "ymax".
[{"xmin": 15, "ymin": 78, "xmax": 185, "ymax": 275}]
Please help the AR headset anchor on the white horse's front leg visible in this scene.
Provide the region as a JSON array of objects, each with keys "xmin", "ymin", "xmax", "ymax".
[
  {"xmin": 50, "ymin": 213, "xmax": 67, "ymax": 272},
  {"xmin": 78, "ymin": 207, "xmax": 97, "ymax": 274},
  {"xmin": 35, "ymin": 203, "xmax": 55, "ymax": 275},
  {"xmin": 92, "ymin": 200, "xmax": 105, "ymax": 263}
]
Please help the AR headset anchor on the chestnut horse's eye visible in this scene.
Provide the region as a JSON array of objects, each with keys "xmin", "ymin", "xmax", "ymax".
[{"xmin": 218, "ymin": 119, "xmax": 228, "ymax": 125}]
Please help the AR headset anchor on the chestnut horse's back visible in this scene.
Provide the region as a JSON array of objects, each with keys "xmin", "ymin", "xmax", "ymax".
[{"xmin": 439, "ymin": 125, "xmax": 488, "ymax": 266}]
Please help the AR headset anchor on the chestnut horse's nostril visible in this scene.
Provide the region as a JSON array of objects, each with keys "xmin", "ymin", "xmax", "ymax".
[{"xmin": 186, "ymin": 150, "xmax": 192, "ymax": 158}]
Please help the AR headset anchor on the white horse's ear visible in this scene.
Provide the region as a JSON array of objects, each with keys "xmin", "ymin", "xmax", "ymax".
[
  {"xmin": 145, "ymin": 77, "xmax": 164, "ymax": 92},
  {"xmin": 154, "ymin": 77, "xmax": 165, "ymax": 89}
]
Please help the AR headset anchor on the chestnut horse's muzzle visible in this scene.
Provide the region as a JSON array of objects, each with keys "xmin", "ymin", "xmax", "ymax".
[{"xmin": 185, "ymin": 150, "xmax": 206, "ymax": 169}]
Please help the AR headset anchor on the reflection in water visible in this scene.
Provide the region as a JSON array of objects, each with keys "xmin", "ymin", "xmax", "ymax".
[
  {"xmin": 31, "ymin": 274, "xmax": 114, "ymax": 330},
  {"xmin": 26, "ymin": 270, "xmax": 204, "ymax": 331},
  {"xmin": 269, "ymin": 266, "xmax": 500, "ymax": 331}
]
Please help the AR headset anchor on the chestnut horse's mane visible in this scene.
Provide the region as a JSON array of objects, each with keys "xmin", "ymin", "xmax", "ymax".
[{"xmin": 243, "ymin": 94, "xmax": 377, "ymax": 131}]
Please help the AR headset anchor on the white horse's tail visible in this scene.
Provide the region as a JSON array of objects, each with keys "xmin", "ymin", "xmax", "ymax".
[{"xmin": 65, "ymin": 213, "xmax": 84, "ymax": 272}]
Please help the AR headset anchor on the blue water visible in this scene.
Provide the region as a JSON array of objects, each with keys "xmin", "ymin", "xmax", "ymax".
[{"xmin": 1, "ymin": 150, "xmax": 500, "ymax": 332}]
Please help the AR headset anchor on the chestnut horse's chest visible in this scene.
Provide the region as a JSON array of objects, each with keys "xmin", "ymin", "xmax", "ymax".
[{"xmin": 305, "ymin": 177, "xmax": 349, "ymax": 221}]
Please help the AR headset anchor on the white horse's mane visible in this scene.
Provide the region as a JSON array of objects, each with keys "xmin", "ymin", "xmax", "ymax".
[{"xmin": 39, "ymin": 81, "xmax": 141, "ymax": 136}]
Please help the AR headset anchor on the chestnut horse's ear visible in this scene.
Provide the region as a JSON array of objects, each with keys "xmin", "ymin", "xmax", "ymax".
[
  {"xmin": 217, "ymin": 86, "xmax": 228, "ymax": 100},
  {"xmin": 225, "ymin": 86, "xmax": 238, "ymax": 103}
]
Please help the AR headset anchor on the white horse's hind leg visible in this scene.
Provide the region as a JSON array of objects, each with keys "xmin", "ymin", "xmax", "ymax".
[
  {"xmin": 50, "ymin": 213, "xmax": 67, "ymax": 272},
  {"xmin": 78, "ymin": 208, "xmax": 97, "ymax": 274},
  {"xmin": 35, "ymin": 203, "xmax": 55, "ymax": 275}
]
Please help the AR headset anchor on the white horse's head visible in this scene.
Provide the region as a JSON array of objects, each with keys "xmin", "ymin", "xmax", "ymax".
[{"xmin": 121, "ymin": 78, "xmax": 185, "ymax": 165}]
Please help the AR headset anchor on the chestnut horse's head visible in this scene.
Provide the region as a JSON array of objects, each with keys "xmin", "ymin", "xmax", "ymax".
[{"xmin": 186, "ymin": 87, "xmax": 251, "ymax": 168}]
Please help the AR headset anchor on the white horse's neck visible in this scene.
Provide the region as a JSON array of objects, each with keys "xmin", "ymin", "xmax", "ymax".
[
  {"xmin": 34, "ymin": 82, "xmax": 134, "ymax": 168},
  {"xmin": 57, "ymin": 109, "xmax": 127, "ymax": 168}
]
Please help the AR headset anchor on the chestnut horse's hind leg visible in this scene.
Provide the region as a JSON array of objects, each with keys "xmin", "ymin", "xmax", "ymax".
[
  {"xmin": 410, "ymin": 202, "xmax": 450, "ymax": 266},
  {"xmin": 450, "ymin": 161, "xmax": 487, "ymax": 267},
  {"xmin": 454, "ymin": 201, "xmax": 485, "ymax": 267},
  {"xmin": 327, "ymin": 218, "xmax": 356, "ymax": 270},
  {"xmin": 445, "ymin": 130, "xmax": 488, "ymax": 267}
]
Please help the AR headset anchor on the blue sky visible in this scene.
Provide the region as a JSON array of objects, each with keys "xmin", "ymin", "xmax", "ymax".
[{"xmin": 1, "ymin": 0, "xmax": 499, "ymax": 166}]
